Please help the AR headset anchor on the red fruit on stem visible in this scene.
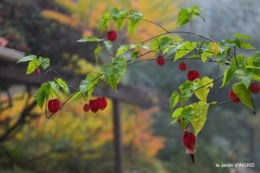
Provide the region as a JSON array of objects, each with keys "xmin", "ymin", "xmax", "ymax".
[
  {"xmin": 229, "ymin": 89, "xmax": 240, "ymax": 103},
  {"xmin": 156, "ymin": 55, "xmax": 165, "ymax": 66},
  {"xmin": 179, "ymin": 62, "xmax": 187, "ymax": 71},
  {"xmin": 83, "ymin": 103, "xmax": 90, "ymax": 112},
  {"xmin": 183, "ymin": 131, "xmax": 196, "ymax": 154},
  {"xmin": 107, "ymin": 31, "xmax": 117, "ymax": 42},
  {"xmin": 89, "ymin": 99, "xmax": 99, "ymax": 113},
  {"xmin": 249, "ymin": 82, "xmax": 260, "ymax": 94},
  {"xmin": 187, "ymin": 70, "xmax": 200, "ymax": 81},
  {"xmin": 48, "ymin": 99, "xmax": 60, "ymax": 113},
  {"xmin": 34, "ymin": 68, "xmax": 40, "ymax": 76},
  {"xmin": 101, "ymin": 97, "xmax": 107, "ymax": 110}
]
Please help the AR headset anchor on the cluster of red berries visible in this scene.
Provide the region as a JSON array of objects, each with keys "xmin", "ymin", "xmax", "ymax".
[
  {"xmin": 230, "ymin": 82, "xmax": 260, "ymax": 103},
  {"xmin": 48, "ymin": 99, "xmax": 60, "ymax": 113},
  {"xmin": 83, "ymin": 97, "xmax": 107, "ymax": 113},
  {"xmin": 178, "ymin": 118, "xmax": 196, "ymax": 163},
  {"xmin": 107, "ymin": 31, "xmax": 117, "ymax": 42}
]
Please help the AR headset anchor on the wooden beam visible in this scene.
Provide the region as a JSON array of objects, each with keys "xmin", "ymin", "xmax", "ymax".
[
  {"xmin": 0, "ymin": 62, "xmax": 170, "ymax": 112},
  {"xmin": 0, "ymin": 47, "xmax": 25, "ymax": 62}
]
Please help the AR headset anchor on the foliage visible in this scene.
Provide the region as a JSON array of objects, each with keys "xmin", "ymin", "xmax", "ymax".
[
  {"xmin": 41, "ymin": 0, "xmax": 182, "ymax": 42},
  {"xmin": 0, "ymin": 93, "xmax": 165, "ymax": 172}
]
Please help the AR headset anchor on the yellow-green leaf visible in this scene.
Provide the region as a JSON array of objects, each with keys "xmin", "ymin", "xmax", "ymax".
[
  {"xmin": 232, "ymin": 82, "xmax": 254, "ymax": 110},
  {"xmin": 191, "ymin": 101, "xmax": 209, "ymax": 136},
  {"xmin": 193, "ymin": 77, "xmax": 213, "ymax": 102}
]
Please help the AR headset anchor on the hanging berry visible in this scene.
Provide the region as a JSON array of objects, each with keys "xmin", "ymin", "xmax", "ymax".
[
  {"xmin": 179, "ymin": 62, "xmax": 187, "ymax": 71},
  {"xmin": 229, "ymin": 89, "xmax": 241, "ymax": 103},
  {"xmin": 48, "ymin": 99, "xmax": 60, "ymax": 113},
  {"xmin": 107, "ymin": 31, "xmax": 117, "ymax": 42},
  {"xmin": 187, "ymin": 70, "xmax": 200, "ymax": 81},
  {"xmin": 156, "ymin": 55, "xmax": 165, "ymax": 66}
]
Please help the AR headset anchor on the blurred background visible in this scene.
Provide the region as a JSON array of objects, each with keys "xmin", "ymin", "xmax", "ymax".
[{"xmin": 0, "ymin": 0, "xmax": 260, "ymax": 173}]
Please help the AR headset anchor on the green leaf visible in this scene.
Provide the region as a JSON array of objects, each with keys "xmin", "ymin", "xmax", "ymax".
[
  {"xmin": 104, "ymin": 40, "xmax": 113, "ymax": 51},
  {"xmin": 233, "ymin": 33, "xmax": 253, "ymax": 40},
  {"xmin": 201, "ymin": 52, "xmax": 212, "ymax": 62},
  {"xmin": 94, "ymin": 44, "xmax": 102, "ymax": 62},
  {"xmin": 39, "ymin": 57, "xmax": 50, "ymax": 70},
  {"xmin": 180, "ymin": 106, "xmax": 194, "ymax": 131},
  {"xmin": 164, "ymin": 43, "xmax": 184, "ymax": 58},
  {"xmin": 49, "ymin": 81, "xmax": 60, "ymax": 100},
  {"xmin": 252, "ymin": 74, "xmax": 260, "ymax": 81},
  {"xmin": 98, "ymin": 13, "xmax": 112, "ymax": 33},
  {"xmin": 177, "ymin": 9, "xmax": 190, "ymax": 26},
  {"xmin": 240, "ymin": 41, "xmax": 255, "ymax": 49},
  {"xmin": 26, "ymin": 59, "xmax": 41, "ymax": 74},
  {"xmin": 179, "ymin": 80, "xmax": 199, "ymax": 105},
  {"xmin": 80, "ymin": 73, "xmax": 99, "ymax": 98},
  {"xmin": 34, "ymin": 82, "xmax": 50, "ymax": 109},
  {"xmin": 191, "ymin": 101, "xmax": 209, "ymax": 136},
  {"xmin": 193, "ymin": 77, "xmax": 213, "ymax": 102},
  {"xmin": 131, "ymin": 51, "xmax": 140, "ymax": 62},
  {"xmin": 116, "ymin": 45, "xmax": 129, "ymax": 57},
  {"xmin": 111, "ymin": 8, "xmax": 128, "ymax": 29},
  {"xmin": 172, "ymin": 107, "xmax": 183, "ymax": 118},
  {"xmin": 17, "ymin": 55, "xmax": 37, "ymax": 63},
  {"xmin": 127, "ymin": 10, "xmax": 143, "ymax": 35},
  {"xmin": 174, "ymin": 41, "xmax": 197, "ymax": 61},
  {"xmin": 232, "ymin": 82, "xmax": 254, "ymax": 110},
  {"xmin": 56, "ymin": 78, "xmax": 70, "ymax": 95},
  {"xmin": 221, "ymin": 55, "xmax": 246, "ymax": 87},
  {"xmin": 169, "ymin": 91, "xmax": 180, "ymax": 112},
  {"xmin": 101, "ymin": 58, "xmax": 127, "ymax": 91},
  {"xmin": 77, "ymin": 36, "xmax": 104, "ymax": 42},
  {"xmin": 235, "ymin": 69, "xmax": 253, "ymax": 88},
  {"xmin": 70, "ymin": 90, "xmax": 82, "ymax": 102}
]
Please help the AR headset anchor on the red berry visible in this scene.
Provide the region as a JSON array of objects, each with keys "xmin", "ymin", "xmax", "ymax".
[
  {"xmin": 48, "ymin": 99, "xmax": 60, "ymax": 113},
  {"xmin": 89, "ymin": 99, "xmax": 99, "ymax": 113},
  {"xmin": 107, "ymin": 31, "xmax": 117, "ymax": 42},
  {"xmin": 183, "ymin": 131, "xmax": 196, "ymax": 154},
  {"xmin": 34, "ymin": 68, "xmax": 40, "ymax": 76},
  {"xmin": 156, "ymin": 56, "xmax": 165, "ymax": 66},
  {"xmin": 249, "ymin": 82, "xmax": 260, "ymax": 94},
  {"xmin": 229, "ymin": 89, "xmax": 240, "ymax": 103},
  {"xmin": 179, "ymin": 62, "xmax": 187, "ymax": 71},
  {"xmin": 101, "ymin": 97, "xmax": 107, "ymax": 110},
  {"xmin": 187, "ymin": 70, "xmax": 200, "ymax": 81},
  {"xmin": 83, "ymin": 103, "xmax": 90, "ymax": 112}
]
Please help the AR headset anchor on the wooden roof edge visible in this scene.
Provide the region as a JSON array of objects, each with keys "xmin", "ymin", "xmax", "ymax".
[{"xmin": 0, "ymin": 46, "xmax": 25, "ymax": 63}]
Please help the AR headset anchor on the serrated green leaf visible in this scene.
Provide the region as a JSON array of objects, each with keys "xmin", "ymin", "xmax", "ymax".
[
  {"xmin": 174, "ymin": 41, "xmax": 197, "ymax": 61},
  {"xmin": 56, "ymin": 78, "xmax": 70, "ymax": 95},
  {"xmin": 240, "ymin": 41, "xmax": 255, "ymax": 49},
  {"xmin": 111, "ymin": 8, "xmax": 128, "ymax": 29},
  {"xmin": 169, "ymin": 91, "xmax": 180, "ymax": 112},
  {"xmin": 127, "ymin": 10, "xmax": 143, "ymax": 35},
  {"xmin": 180, "ymin": 106, "xmax": 194, "ymax": 130},
  {"xmin": 179, "ymin": 81, "xmax": 199, "ymax": 105},
  {"xmin": 164, "ymin": 43, "xmax": 184, "ymax": 58},
  {"xmin": 98, "ymin": 13, "xmax": 112, "ymax": 33},
  {"xmin": 221, "ymin": 55, "xmax": 246, "ymax": 87},
  {"xmin": 252, "ymin": 74, "xmax": 260, "ymax": 81},
  {"xmin": 94, "ymin": 44, "xmax": 102, "ymax": 62},
  {"xmin": 17, "ymin": 55, "xmax": 37, "ymax": 63},
  {"xmin": 233, "ymin": 33, "xmax": 253, "ymax": 40},
  {"xmin": 201, "ymin": 52, "xmax": 212, "ymax": 62},
  {"xmin": 191, "ymin": 101, "xmax": 209, "ymax": 136},
  {"xmin": 101, "ymin": 58, "xmax": 127, "ymax": 91},
  {"xmin": 104, "ymin": 40, "xmax": 113, "ymax": 51},
  {"xmin": 172, "ymin": 107, "xmax": 183, "ymax": 118},
  {"xmin": 34, "ymin": 82, "xmax": 50, "ymax": 109},
  {"xmin": 39, "ymin": 57, "xmax": 50, "ymax": 70},
  {"xmin": 77, "ymin": 36, "xmax": 104, "ymax": 42},
  {"xmin": 116, "ymin": 45, "xmax": 129, "ymax": 57},
  {"xmin": 233, "ymin": 82, "xmax": 253, "ymax": 110},
  {"xmin": 235, "ymin": 69, "xmax": 253, "ymax": 88},
  {"xmin": 177, "ymin": 9, "xmax": 190, "ymax": 26},
  {"xmin": 131, "ymin": 51, "xmax": 139, "ymax": 62},
  {"xmin": 193, "ymin": 77, "xmax": 213, "ymax": 102},
  {"xmin": 80, "ymin": 73, "xmax": 99, "ymax": 98},
  {"xmin": 49, "ymin": 81, "xmax": 60, "ymax": 99},
  {"xmin": 26, "ymin": 59, "xmax": 41, "ymax": 74}
]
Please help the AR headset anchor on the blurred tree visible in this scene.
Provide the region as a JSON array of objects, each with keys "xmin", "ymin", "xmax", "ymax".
[{"xmin": 41, "ymin": 0, "xmax": 182, "ymax": 42}]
